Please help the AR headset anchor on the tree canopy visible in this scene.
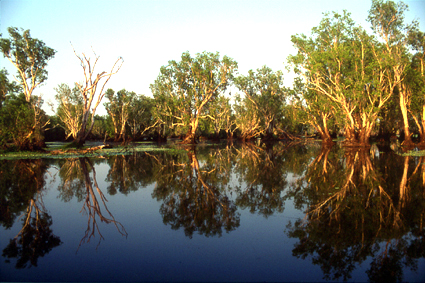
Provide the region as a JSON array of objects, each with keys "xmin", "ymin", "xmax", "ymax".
[
  {"xmin": 0, "ymin": 27, "xmax": 56, "ymax": 102},
  {"xmin": 150, "ymin": 51, "xmax": 237, "ymax": 144}
]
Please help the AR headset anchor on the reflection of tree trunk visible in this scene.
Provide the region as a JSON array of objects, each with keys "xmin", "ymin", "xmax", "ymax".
[
  {"xmin": 14, "ymin": 197, "xmax": 46, "ymax": 240},
  {"xmin": 5, "ymin": 191, "xmax": 62, "ymax": 269},
  {"xmin": 309, "ymin": 149, "xmax": 373, "ymax": 218},
  {"xmin": 237, "ymin": 143, "xmax": 266, "ymax": 168},
  {"xmin": 399, "ymin": 156, "xmax": 409, "ymax": 209},
  {"xmin": 188, "ymin": 151, "xmax": 209, "ymax": 189},
  {"xmin": 422, "ymin": 157, "xmax": 425, "ymax": 188},
  {"xmin": 311, "ymin": 146, "xmax": 331, "ymax": 174},
  {"xmin": 187, "ymin": 150, "xmax": 233, "ymax": 213},
  {"xmin": 78, "ymin": 158, "xmax": 127, "ymax": 250}
]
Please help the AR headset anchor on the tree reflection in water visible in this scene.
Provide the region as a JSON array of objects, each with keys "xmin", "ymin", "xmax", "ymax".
[
  {"xmin": 79, "ymin": 158, "xmax": 128, "ymax": 249},
  {"xmin": 286, "ymin": 146, "xmax": 425, "ymax": 281},
  {"xmin": 1, "ymin": 160, "xmax": 62, "ymax": 268},
  {"xmin": 105, "ymin": 153, "xmax": 157, "ymax": 195},
  {"xmin": 57, "ymin": 157, "xmax": 128, "ymax": 250},
  {"xmin": 1, "ymin": 142, "xmax": 424, "ymax": 280},
  {"xmin": 152, "ymin": 148, "xmax": 240, "ymax": 238},
  {"xmin": 233, "ymin": 142, "xmax": 291, "ymax": 217},
  {"xmin": 57, "ymin": 158, "xmax": 86, "ymax": 202}
]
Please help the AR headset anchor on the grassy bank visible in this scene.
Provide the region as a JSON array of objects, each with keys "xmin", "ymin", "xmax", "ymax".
[{"xmin": 0, "ymin": 142, "xmax": 186, "ymax": 160}]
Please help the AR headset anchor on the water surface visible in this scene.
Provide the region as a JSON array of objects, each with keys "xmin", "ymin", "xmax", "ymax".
[{"xmin": 1, "ymin": 142, "xmax": 424, "ymax": 282}]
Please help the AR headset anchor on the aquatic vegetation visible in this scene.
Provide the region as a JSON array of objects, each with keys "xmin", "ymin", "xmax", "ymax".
[{"xmin": 0, "ymin": 142, "xmax": 185, "ymax": 160}]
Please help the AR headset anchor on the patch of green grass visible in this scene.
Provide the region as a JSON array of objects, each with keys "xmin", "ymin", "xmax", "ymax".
[
  {"xmin": 399, "ymin": 149, "xmax": 425, "ymax": 157},
  {"xmin": 0, "ymin": 144, "xmax": 186, "ymax": 160}
]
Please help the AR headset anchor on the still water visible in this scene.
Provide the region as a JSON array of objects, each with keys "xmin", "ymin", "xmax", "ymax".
[{"xmin": 1, "ymin": 142, "xmax": 424, "ymax": 282}]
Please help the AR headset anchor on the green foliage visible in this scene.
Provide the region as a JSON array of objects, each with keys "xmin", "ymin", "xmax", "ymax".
[
  {"xmin": 233, "ymin": 92, "xmax": 262, "ymax": 140},
  {"xmin": 0, "ymin": 68, "xmax": 19, "ymax": 108},
  {"xmin": 0, "ymin": 93, "xmax": 47, "ymax": 150},
  {"xmin": 234, "ymin": 66, "xmax": 287, "ymax": 139},
  {"xmin": 105, "ymin": 89, "xmax": 155, "ymax": 141},
  {"xmin": 368, "ymin": 0, "xmax": 408, "ymax": 45},
  {"xmin": 0, "ymin": 27, "xmax": 54, "ymax": 150},
  {"xmin": 90, "ymin": 115, "xmax": 109, "ymax": 140},
  {"xmin": 201, "ymin": 94, "xmax": 233, "ymax": 138},
  {"xmin": 151, "ymin": 51, "xmax": 237, "ymax": 142},
  {"xmin": 128, "ymin": 94, "xmax": 155, "ymax": 139},
  {"xmin": 44, "ymin": 115, "xmax": 66, "ymax": 142},
  {"xmin": 55, "ymin": 83, "xmax": 83, "ymax": 139},
  {"xmin": 0, "ymin": 27, "xmax": 56, "ymax": 102},
  {"xmin": 287, "ymin": 6, "xmax": 421, "ymax": 145}
]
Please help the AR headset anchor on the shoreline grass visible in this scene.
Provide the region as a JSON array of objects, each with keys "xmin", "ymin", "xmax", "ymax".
[{"xmin": 0, "ymin": 143, "xmax": 186, "ymax": 160}]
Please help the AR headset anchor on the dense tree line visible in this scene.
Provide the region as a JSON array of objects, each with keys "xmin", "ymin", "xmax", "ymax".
[{"xmin": 0, "ymin": 0, "xmax": 424, "ymax": 150}]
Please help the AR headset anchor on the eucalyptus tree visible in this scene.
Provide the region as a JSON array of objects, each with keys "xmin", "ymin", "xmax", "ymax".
[
  {"xmin": 0, "ymin": 28, "xmax": 56, "ymax": 148},
  {"xmin": 150, "ymin": 51, "xmax": 237, "ymax": 144},
  {"xmin": 234, "ymin": 66, "xmax": 287, "ymax": 140},
  {"xmin": 127, "ymin": 95, "xmax": 155, "ymax": 140},
  {"xmin": 406, "ymin": 30, "xmax": 425, "ymax": 144},
  {"xmin": 0, "ymin": 27, "xmax": 56, "ymax": 102},
  {"xmin": 0, "ymin": 68, "xmax": 18, "ymax": 108},
  {"xmin": 289, "ymin": 10, "xmax": 392, "ymax": 146},
  {"xmin": 105, "ymin": 89, "xmax": 155, "ymax": 141},
  {"xmin": 104, "ymin": 88, "xmax": 133, "ymax": 142},
  {"xmin": 0, "ymin": 69, "xmax": 8, "ymax": 107},
  {"xmin": 71, "ymin": 48, "xmax": 124, "ymax": 147},
  {"xmin": 223, "ymin": 109, "xmax": 237, "ymax": 139},
  {"xmin": 55, "ymin": 83, "xmax": 83, "ymax": 140},
  {"xmin": 290, "ymin": 77, "xmax": 336, "ymax": 144},
  {"xmin": 203, "ymin": 94, "xmax": 232, "ymax": 139},
  {"xmin": 233, "ymin": 93, "xmax": 263, "ymax": 140},
  {"xmin": 0, "ymin": 93, "xmax": 49, "ymax": 150},
  {"xmin": 367, "ymin": 0, "xmax": 423, "ymax": 146}
]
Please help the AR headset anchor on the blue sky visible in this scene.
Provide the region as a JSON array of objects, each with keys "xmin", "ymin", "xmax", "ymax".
[{"xmin": 1, "ymin": 0, "xmax": 425, "ymax": 115}]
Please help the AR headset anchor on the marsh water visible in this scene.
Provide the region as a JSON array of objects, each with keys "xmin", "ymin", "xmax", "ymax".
[{"xmin": 1, "ymin": 141, "xmax": 424, "ymax": 282}]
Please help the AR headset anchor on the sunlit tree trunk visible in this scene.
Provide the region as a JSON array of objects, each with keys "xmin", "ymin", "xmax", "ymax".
[
  {"xmin": 399, "ymin": 82, "xmax": 414, "ymax": 147},
  {"xmin": 72, "ymin": 47, "xmax": 123, "ymax": 147}
]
